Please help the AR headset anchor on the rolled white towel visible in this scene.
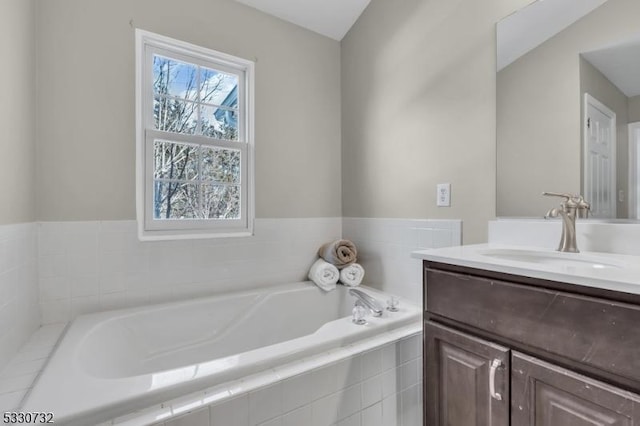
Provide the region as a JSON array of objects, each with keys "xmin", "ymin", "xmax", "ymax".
[
  {"xmin": 308, "ymin": 258, "xmax": 339, "ymax": 291},
  {"xmin": 339, "ymin": 263, "xmax": 365, "ymax": 287}
]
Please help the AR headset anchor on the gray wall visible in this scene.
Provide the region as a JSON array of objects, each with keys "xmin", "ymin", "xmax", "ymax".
[
  {"xmin": 36, "ymin": 0, "xmax": 342, "ymax": 221},
  {"xmin": 341, "ymin": 0, "xmax": 531, "ymax": 244},
  {"xmin": 0, "ymin": 0, "xmax": 36, "ymax": 225},
  {"xmin": 497, "ymin": 0, "xmax": 640, "ymax": 217}
]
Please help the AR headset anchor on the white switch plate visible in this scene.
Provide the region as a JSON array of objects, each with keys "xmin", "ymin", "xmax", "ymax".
[{"xmin": 437, "ymin": 183, "xmax": 451, "ymax": 207}]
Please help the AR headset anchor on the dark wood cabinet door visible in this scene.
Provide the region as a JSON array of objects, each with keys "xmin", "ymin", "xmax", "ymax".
[
  {"xmin": 425, "ymin": 321, "xmax": 510, "ymax": 426},
  {"xmin": 512, "ymin": 352, "xmax": 640, "ymax": 425}
]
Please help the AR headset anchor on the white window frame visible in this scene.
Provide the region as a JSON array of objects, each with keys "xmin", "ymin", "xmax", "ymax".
[{"xmin": 135, "ymin": 30, "xmax": 255, "ymax": 241}]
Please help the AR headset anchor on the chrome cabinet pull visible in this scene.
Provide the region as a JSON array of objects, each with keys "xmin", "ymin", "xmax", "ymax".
[{"xmin": 489, "ymin": 359, "xmax": 503, "ymax": 401}]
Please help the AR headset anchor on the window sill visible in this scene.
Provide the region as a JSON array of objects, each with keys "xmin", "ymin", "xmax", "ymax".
[{"xmin": 137, "ymin": 228, "xmax": 253, "ymax": 242}]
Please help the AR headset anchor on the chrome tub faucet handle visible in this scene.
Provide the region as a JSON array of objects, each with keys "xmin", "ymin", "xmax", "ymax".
[{"xmin": 349, "ymin": 288, "xmax": 384, "ymax": 317}]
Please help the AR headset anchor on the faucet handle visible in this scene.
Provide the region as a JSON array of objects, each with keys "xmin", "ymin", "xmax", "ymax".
[
  {"xmin": 543, "ymin": 192, "xmax": 591, "ymax": 219},
  {"xmin": 543, "ymin": 192, "xmax": 586, "ymax": 209},
  {"xmin": 543, "ymin": 192, "xmax": 573, "ymax": 208},
  {"xmin": 575, "ymin": 195, "xmax": 590, "ymax": 218},
  {"xmin": 386, "ymin": 296, "xmax": 399, "ymax": 312},
  {"xmin": 352, "ymin": 302, "xmax": 367, "ymax": 325},
  {"xmin": 542, "ymin": 192, "xmax": 574, "ymax": 200}
]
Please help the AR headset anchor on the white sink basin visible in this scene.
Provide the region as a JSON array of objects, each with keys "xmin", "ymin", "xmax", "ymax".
[{"xmin": 478, "ymin": 248, "xmax": 625, "ymax": 270}]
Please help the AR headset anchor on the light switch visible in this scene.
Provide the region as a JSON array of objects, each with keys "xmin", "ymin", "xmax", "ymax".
[{"xmin": 437, "ymin": 183, "xmax": 451, "ymax": 207}]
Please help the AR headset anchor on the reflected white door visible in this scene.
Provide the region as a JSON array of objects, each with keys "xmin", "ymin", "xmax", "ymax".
[
  {"xmin": 584, "ymin": 94, "xmax": 616, "ymax": 218},
  {"xmin": 630, "ymin": 122, "xmax": 640, "ymax": 219}
]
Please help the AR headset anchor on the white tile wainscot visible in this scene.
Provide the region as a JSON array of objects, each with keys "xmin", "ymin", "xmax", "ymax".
[
  {"xmin": 342, "ymin": 218, "xmax": 462, "ymax": 302},
  {"xmin": 37, "ymin": 217, "xmax": 460, "ymax": 323},
  {"xmin": 37, "ymin": 218, "xmax": 342, "ymax": 324},
  {"xmin": 0, "ymin": 223, "xmax": 39, "ymax": 373},
  {"xmin": 101, "ymin": 328, "xmax": 422, "ymax": 426}
]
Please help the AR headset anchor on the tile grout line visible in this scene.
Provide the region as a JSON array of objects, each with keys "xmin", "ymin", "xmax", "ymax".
[{"xmin": 16, "ymin": 322, "xmax": 70, "ymax": 410}]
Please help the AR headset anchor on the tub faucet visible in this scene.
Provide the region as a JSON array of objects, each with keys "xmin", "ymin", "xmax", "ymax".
[
  {"xmin": 349, "ymin": 289, "xmax": 384, "ymax": 317},
  {"xmin": 543, "ymin": 192, "xmax": 590, "ymax": 253}
]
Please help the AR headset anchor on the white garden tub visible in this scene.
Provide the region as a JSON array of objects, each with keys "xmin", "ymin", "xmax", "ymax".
[{"xmin": 23, "ymin": 282, "xmax": 420, "ymax": 425}]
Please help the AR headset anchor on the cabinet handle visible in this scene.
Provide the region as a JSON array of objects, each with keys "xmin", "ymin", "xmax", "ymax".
[{"xmin": 489, "ymin": 359, "xmax": 503, "ymax": 401}]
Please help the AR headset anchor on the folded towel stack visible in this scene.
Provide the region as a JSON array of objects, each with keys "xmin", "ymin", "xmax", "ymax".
[
  {"xmin": 309, "ymin": 239, "xmax": 365, "ymax": 290},
  {"xmin": 308, "ymin": 258, "xmax": 339, "ymax": 292},
  {"xmin": 317, "ymin": 239, "xmax": 357, "ymax": 269},
  {"xmin": 339, "ymin": 263, "xmax": 365, "ymax": 287}
]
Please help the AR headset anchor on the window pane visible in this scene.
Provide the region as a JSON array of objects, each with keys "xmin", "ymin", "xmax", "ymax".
[
  {"xmin": 201, "ymin": 147, "xmax": 241, "ymax": 184},
  {"xmin": 200, "ymin": 68, "xmax": 238, "ymax": 106},
  {"xmin": 202, "ymin": 185, "xmax": 240, "ymax": 219},
  {"xmin": 154, "ymin": 140, "xmax": 199, "ymax": 180},
  {"xmin": 154, "ymin": 96, "xmax": 198, "ymax": 134},
  {"xmin": 201, "ymin": 105, "xmax": 238, "ymax": 140},
  {"xmin": 154, "ymin": 181, "xmax": 199, "ymax": 219},
  {"xmin": 153, "ymin": 55, "xmax": 198, "ymax": 100},
  {"xmin": 144, "ymin": 39, "xmax": 251, "ymax": 232}
]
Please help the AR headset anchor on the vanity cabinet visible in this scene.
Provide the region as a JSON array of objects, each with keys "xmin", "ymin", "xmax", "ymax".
[{"xmin": 423, "ymin": 262, "xmax": 640, "ymax": 426}]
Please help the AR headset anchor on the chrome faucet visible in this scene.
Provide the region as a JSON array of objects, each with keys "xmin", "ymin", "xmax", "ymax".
[
  {"xmin": 349, "ymin": 289, "xmax": 384, "ymax": 317},
  {"xmin": 543, "ymin": 192, "xmax": 590, "ymax": 253}
]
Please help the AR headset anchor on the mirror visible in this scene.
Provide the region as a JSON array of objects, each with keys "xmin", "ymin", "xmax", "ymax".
[{"xmin": 496, "ymin": 0, "xmax": 640, "ymax": 219}]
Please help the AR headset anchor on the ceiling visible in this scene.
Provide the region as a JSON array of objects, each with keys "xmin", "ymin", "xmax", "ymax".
[
  {"xmin": 235, "ymin": 0, "xmax": 640, "ymax": 97},
  {"xmin": 582, "ymin": 36, "xmax": 640, "ymax": 98},
  {"xmin": 497, "ymin": 0, "xmax": 607, "ymax": 71},
  {"xmin": 233, "ymin": 0, "xmax": 371, "ymax": 41}
]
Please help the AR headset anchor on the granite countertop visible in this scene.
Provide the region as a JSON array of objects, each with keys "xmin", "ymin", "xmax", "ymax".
[{"xmin": 412, "ymin": 244, "xmax": 640, "ymax": 296}]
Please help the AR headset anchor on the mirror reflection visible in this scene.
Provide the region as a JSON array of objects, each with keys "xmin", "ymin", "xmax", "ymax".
[{"xmin": 496, "ymin": 0, "xmax": 640, "ymax": 219}]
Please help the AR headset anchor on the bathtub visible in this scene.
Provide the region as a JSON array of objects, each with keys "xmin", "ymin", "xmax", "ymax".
[{"xmin": 22, "ymin": 282, "xmax": 421, "ymax": 425}]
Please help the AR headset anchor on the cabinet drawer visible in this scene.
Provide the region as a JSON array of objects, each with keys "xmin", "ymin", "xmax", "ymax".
[{"xmin": 426, "ymin": 267, "xmax": 640, "ymax": 387}]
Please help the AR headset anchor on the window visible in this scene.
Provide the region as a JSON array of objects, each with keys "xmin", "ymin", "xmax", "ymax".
[{"xmin": 136, "ymin": 30, "xmax": 254, "ymax": 240}]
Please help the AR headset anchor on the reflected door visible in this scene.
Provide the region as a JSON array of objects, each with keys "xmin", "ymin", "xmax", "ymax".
[
  {"xmin": 584, "ymin": 93, "xmax": 616, "ymax": 218},
  {"xmin": 630, "ymin": 122, "xmax": 640, "ymax": 219}
]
